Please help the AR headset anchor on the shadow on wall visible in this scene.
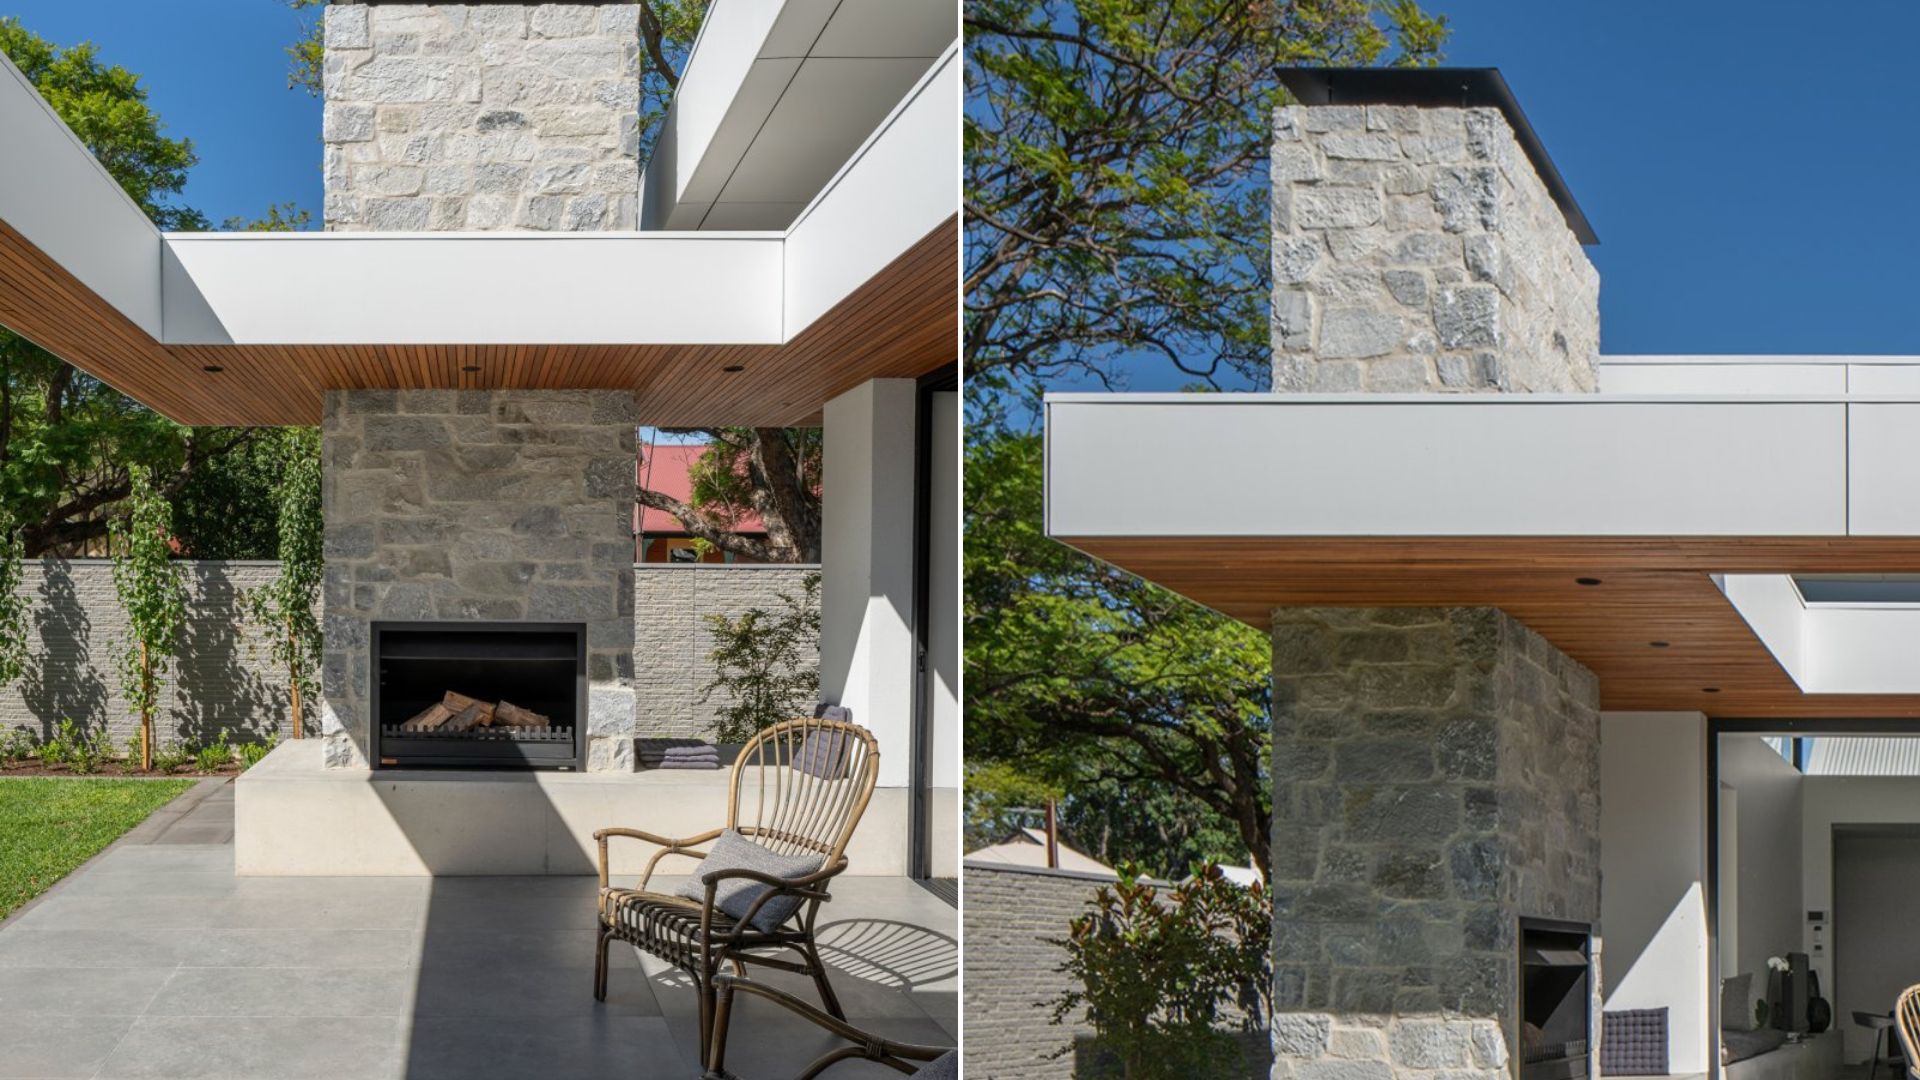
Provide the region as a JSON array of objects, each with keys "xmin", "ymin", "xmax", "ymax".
[
  {"xmin": 20, "ymin": 562, "xmax": 106, "ymax": 741},
  {"xmin": 171, "ymin": 564, "xmax": 280, "ymax": 746}
]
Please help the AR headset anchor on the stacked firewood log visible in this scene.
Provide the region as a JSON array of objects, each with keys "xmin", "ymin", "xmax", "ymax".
[{"xmin": 401, "ymin": 691, "xmax": 550, "ymax": 733}]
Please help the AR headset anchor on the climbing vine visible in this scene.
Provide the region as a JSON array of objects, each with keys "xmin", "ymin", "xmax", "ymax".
[
  {"xmin": 244, "ymin": 442, "xmax": 322, "ymax": 738},
  {"xmin": 0, "ymin": 514, "xmax": 28, "ymax": 695},
  {"xmin": 109, "ymin": 464, "xmax": 186, "ymax": 770}
]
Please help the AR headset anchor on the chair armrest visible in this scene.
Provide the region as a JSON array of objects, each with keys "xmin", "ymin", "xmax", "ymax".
[
  {"xmin": 709, "ymin": 974, "xmax": 951, "ymax": 1070},
  {"xmin": 702, "ymin": 857, "xmax": 849, "ymax": 931},
  {"xmin": 596, "ymin": 826, "xmax": 724, "ymax": 891}
]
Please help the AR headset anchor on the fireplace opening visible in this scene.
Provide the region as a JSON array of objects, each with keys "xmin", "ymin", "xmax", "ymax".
[
  {"xmin": 371, "ymin": 622, "xmax": 584, "ymax": 770},
  {"xmin": 1519, "ymin": 917, "xmax": 1592, "ymax": 1080}
]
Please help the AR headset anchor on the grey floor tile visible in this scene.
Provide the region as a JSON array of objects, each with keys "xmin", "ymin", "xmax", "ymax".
[
  {"xmin": 0, "ymin": 1013, "xmax": 139, "ymax": 1078},
  {"xmin": 95, "ymin": 1015, "xmax": 405, "ymax": 1079},
  {"xmin": 175, "ymin": 928, "xmax": 420, "ymax": 969},
  {"xmin": 684, "ymin": 1008, "xmax": 954, "ymax": 1080},
  {"xmin": 9, "ymin": 895, "xmax": 425, "ymax": 933},
  {"xmin": 83, "ymin": 845, "xmax": 234, "ymax": 875},
  {"xmin": 56, "ymin": 872, "xmax": 240, "ymax": 901},
  {"xmin": 0, "ymin": 929, "xmax": 200, "ymax": 969},
  {"xmin": 413, "ymin": 957, "xmax": 661, "ymax": 1018},
  {"xmin": 418, "ymin": 928, "xmax": 599, "ymax": 969},
  {"xmin": 143, "ymin": 967, "xmax": 416, "ymax": 1018},
  {"xmin": 398, "ymin": 1015, "xmax": 673, "ymax": 1080},
  {"xmin": 0, "ymin": 966, "xmax": 175, "ymax": 1016}
]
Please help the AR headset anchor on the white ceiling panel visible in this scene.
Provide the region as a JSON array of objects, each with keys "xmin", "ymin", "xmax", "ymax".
[
  {"xmin": 811, "ymin": 0, "xmax": 957, "ymax": 57},
  {"xmin": 715, "ymin": 56, "xmax": 935, "ymax": 206}
]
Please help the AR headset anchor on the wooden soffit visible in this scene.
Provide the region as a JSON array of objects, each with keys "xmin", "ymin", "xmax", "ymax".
[{"xmin": 1061, "ymin": 534, "xmax": 1920, "ymax": 720}]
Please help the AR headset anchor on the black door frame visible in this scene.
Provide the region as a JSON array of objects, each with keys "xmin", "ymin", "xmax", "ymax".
[{"xmin": 907, "ymin": 367, "xmax": 957, "ymax": 880}]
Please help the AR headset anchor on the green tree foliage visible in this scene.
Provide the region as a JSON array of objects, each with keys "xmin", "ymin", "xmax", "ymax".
[
  {"xmin": 965, "ymin": 0, "xmax": 1447, "ymax": 397},
  {"xmin": 965, "ymin": 429, "xmax": 1273, "ymax": 877},
  {"xmin": 241, "ymin": 434, "xmax": 322, "ymax": 739},
  {"xmin": 637, "ymin": 429, "xmax": 822, "ymax": 563},
  {"xmin": 1052, "ymin": 866, "xmax": 1273, "ymax": 1079},
  {"xmin": 282, "ymin": 0, "xmax": 325, "ymax": 95},
  {"xmin": 0, "ymin": 19, "xmax": 315, "ymax": 557},
  {"xmin": 700, "ymin": 574, "xmax": 821, "ymax": 743},
  {"xmin": 108, "ymin": 465, "xmax": 186, "ymax": 770},
  {"xmin": 172, "ymin": 428, "xmax": 320, "ymax": 559},
  {"xmin": 0, "ymin": 515, "xmax": 29, "ymax": 695}
]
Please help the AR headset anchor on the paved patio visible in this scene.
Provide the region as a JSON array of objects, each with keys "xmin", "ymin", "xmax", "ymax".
[{"xmin": 0, "ymin": 780, "xmax": 956, "ymax": 1079}]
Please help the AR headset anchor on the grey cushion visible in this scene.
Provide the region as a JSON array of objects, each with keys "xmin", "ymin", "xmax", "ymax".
[
  {"xmin": 675, "ymin": 829, "xmax": 822, "ymax": 931},
  {"xmin": 796, "ymin": 728, "xmax": 854, "ymax": 780},
  {"xmin": 1602, "ymin": 1007, "xmax": 1669, "ymax": 1076},
  {"xmin": 1722, "ymin": 972, "xmax": 1757, "ymax": 1031},
  {"xmin": 914, "ymin": 1051, "xmax": 958, "ymax": 1078}
]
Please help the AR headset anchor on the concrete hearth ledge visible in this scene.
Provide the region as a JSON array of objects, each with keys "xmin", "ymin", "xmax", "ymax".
[{"xmin": 235, "ymin": 741, "xmax": 907, "ymax": 877}]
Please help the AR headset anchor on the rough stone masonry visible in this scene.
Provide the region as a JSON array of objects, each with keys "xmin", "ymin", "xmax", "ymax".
[
  {"xmin": 319, "ymin": 389, "xmax": 640, "ymax": 771},
  {"xmin": 1269, "ymin": 103, "xmax": 1600, "ymax": 393},
  {"xmin": 323, "ymin": 3, "xmax": 641, "ymax": 231},
  {"xmin": 1269, "ymin": 607, "xmax": 1600, "ymax": 1080}
]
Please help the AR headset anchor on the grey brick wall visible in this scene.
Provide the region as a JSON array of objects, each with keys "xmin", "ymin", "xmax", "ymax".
[
  {"xmin": 962, "ymin": 863, "xmax": 1112, "ymax": 1079},
  {"xmin": 0, "ymin": 560, "xmax": 294, "ymax": 750},
  {"xmin": 633, "ymin": 564, "xmax": 820, "ymax": 740}
]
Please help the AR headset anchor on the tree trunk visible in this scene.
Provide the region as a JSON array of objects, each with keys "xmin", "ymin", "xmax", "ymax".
[
  {"xmin": 139, "ymin": 641, "xmax": 153, "ymax": 771},
  {"xmin": 286, "ymin": 621, "xmax": 303, "ymax": 739}
]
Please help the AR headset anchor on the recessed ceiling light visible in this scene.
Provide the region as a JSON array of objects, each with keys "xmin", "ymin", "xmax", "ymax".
[
  {"xmin": 201, "ymin": 365, "xmax": 223, "ymax": 373},
  {"xmin": 461, "ymin": 365, "xmax": 481, "ymax": 373},
  {"xmin": 1649, "ymin": 641, "xmax": 1670, "ymax": 648},
  {"xmin": 1575, "ymin": 577, "xmax": 1602, "ymax": 586},
  {"xmin": 722, "ymin": 364, "xmax": 745, "ymax": 373},
  {"xmin": 1702, "ymin": 687, "xmax": 1721, "ymax": 694}
]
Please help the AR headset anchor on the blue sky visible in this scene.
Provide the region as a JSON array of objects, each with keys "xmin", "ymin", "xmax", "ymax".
[{"xmin": 3, "ymin": 1, "xmax": 322, "ymax": 227}]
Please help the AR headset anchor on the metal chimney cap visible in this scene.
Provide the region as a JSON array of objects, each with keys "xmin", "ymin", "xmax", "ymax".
[{"xmin": 1276, "ymin": 67, "xmax": 1596, "ymax": 245}]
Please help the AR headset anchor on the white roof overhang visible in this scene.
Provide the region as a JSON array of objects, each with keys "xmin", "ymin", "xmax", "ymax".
[{"xmin": 1, "ymin": 42, "xmax": 957, "ymax": 348}]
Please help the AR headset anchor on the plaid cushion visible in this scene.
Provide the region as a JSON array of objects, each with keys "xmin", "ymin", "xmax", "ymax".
[{"xmin": 1602, "ymin": 1007, "xmax": 1669, "ymax": 1076}]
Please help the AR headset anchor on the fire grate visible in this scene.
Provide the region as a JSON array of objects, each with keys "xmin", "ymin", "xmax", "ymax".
[{"xmin": 379, "ymin": 724, "xmax": 572, "ymax": 744}]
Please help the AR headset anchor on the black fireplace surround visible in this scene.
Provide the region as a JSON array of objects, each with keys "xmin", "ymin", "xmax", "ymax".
[
  {"xmin": 1520, "ymin": 917, "xmax": 1593, "ymax": 1080},
  {"xmin": 371, "ymin": 622, "xmax": 585, "ymax": 769}
]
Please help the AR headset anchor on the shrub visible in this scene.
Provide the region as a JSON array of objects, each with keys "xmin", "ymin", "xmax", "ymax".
[
  {"xmin": 1051, "ymin": 864, "xmax": 1272, "ymax": 1080},
  {"xmin": 41, "ymin": 719, "xmax": 111, "ymax": 775},
  {"xmin": 236, "ymin": 735, "xmax": 277, "ymax": 770},
  {"xmin": 152, "ymin": 741, "xmax": 193, "ymax": 774},
  {"xmin": 699, "ymin": 573, "xmax": 820, "ymax": 743},
  {"xmin": 194, "ymin": 731, "xmax": 232, "ymax": 772},
  {"xmin": 0, "ymin": 727, "xmax": 34, "ymax": 765}
]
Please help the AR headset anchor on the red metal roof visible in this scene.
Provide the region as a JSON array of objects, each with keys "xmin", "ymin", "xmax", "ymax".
[{"xmin": 634, "ymin": 443, "xmax": 767, "ymax": 536}]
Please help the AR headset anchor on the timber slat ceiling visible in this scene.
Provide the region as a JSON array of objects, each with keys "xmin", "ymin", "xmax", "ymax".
[
  {"xmin": 0, "ymin": 215, "xmax": 956, "ymax": 428},
  {"xmin": 1062, "ymin": 535, "xmax": 1920, "ymax": 719}
]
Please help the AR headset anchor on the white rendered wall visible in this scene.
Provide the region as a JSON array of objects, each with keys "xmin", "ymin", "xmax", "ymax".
[
  {"xmin": 820, "ymin": 379, "xmax": 918, "ymax": 790},
  {"xmin": 1601, "ymin": 712, "xmax": 1713, "ymax": 1076},
  {"xmin": 1718, "ymin": 736, "xmax": 1804, "ymax": 987}
]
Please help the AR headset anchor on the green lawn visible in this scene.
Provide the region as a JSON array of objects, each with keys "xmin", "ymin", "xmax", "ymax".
[{"xmin": 0, "ymin": 777, "xmax": 195, "ymax": 920}]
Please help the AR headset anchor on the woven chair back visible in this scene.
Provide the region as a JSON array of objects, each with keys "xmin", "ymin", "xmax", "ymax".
[{"xmin": 726, "ymin": 716, "xmax": 880, "ymax": 865}]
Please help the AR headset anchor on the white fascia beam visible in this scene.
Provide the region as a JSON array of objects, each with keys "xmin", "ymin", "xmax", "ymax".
[
  {"xmin": 1, "ymin": 35, "xmax": 958, "ymax": 351},
  {"xmin": 1045, "ymin": 394, "xmax": 1861, "ymax": 539},
  {"xmin": 1722, "ymin": 574, "xmax": 1920, "ymax": 695},
  {"xmin": 0, "ymin": 51, "xmax": 163, "ymax": 336}
]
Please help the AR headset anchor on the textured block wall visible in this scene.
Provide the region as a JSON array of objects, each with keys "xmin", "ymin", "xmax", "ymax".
[
  {"xmin": 323, "ymin": 3, "xmax": 640, "ymax": 231},
  {"xmin": 0, "ymin": 561, "xmax": 294, "ymax": 749},
  {"xmin": 320, "ymin": 389, "xmax": 639, "ymax": 770},
  {"xmin": 0, "ymin": 560, "xmax": 816, "ymax": 753},
  {"xmin": 961, "ymin": 864, "xmax": 1111, "ymax": 1079},
  {"xmin": 1269, "ymin": 607, "xmax": 1601, "ymax": 1080},
  {"xmin": 632, "ymin": 565, "xmax": 820, "ymax": 740},
  {"xmin": 1270, "ymin": 104, "xmax": 1599, "ymax": 393}
]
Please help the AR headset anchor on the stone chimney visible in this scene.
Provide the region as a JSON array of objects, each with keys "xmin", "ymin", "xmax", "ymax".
[
  {"xmin": 322, "ymin": 2, "xmax": 641, "ymax": 231},
  {"xmin": 1270, "ymin": 71, "xmax": 1599, "ymax": 393}
]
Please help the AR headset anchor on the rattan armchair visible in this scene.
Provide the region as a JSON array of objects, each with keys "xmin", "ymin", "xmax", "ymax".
[
  {"xmin": 1896, "ymin": 983, "xmax": 1920, "ymax": 1080},
  {"xmin": 593, "ymin": 716, "xmax": 881, "ymax": 1067},
  {"xmin": 703, "ymin": 972, "xmax": 954, "ymax": 1079}
]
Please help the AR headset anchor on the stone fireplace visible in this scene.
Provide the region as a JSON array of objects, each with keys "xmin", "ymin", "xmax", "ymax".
[{"xmin": 319, "ymin": 388, "xmax": 639, "ymax": 772}]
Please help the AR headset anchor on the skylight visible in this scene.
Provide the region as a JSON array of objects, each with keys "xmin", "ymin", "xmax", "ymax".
[{"xmin": 1793, "ymin": 575, "xmax": 1920, "ymax": 606}]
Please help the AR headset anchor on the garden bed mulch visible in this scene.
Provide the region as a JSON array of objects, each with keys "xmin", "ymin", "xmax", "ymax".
[{"xmin": 0, "ymin": 760, "xmax": 242, "ymax": 779}]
